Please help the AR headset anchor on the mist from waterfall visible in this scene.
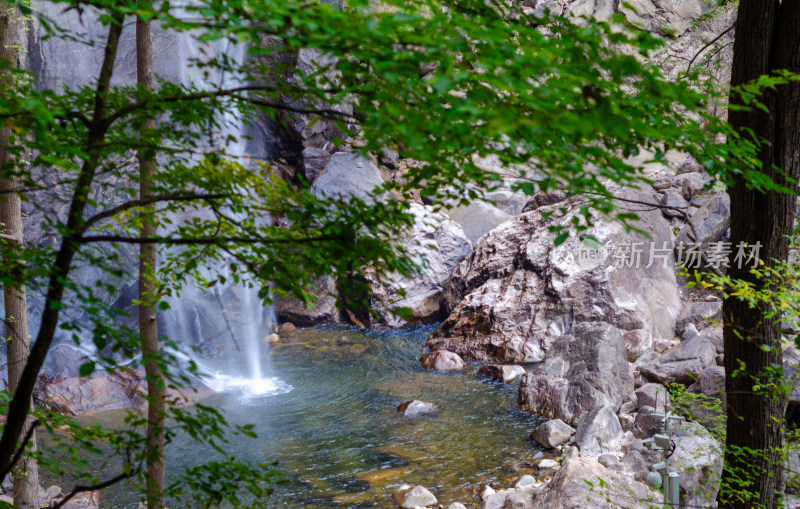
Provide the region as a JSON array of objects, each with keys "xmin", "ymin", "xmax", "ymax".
[{"xmin": 159, "ymin": 11, "xmax": 291, "ymax": 398}]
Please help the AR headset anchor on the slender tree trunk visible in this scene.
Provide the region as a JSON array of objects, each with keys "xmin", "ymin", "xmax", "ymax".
[
  {"xmin": 720, "ymin": 1, "xmax": 800, "ymax": 507},
  {"xmin": 0, "ymin": 5, "xmax": 39, "ymax": 508},
  {"xmin": 0, "ymin": 15, "xmax": 124, "ymax": 476},
  {"xmin": 137, "ymin": 16, "xmax": 166, "ymax": 509}
]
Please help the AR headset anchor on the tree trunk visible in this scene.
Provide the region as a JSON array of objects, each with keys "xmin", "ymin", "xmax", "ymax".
[
  {"xmin": 137, "ymin": 16, "xmax": 166, "ymax": 509},
  {"xmin": 720, "ymin": 1, "xmax": 800, "ymax": 507},
  {"xmin": 0, "ymin": 15, "xmax": 123, "ymax": 475},
  {"xmin": 0, "ymin": 5, "xmax": 39, "ymax": 508}
]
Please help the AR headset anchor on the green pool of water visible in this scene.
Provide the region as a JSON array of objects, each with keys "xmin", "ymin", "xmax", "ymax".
[{"xmin": 66, "ymin": 325, "xmax": 551, "ymax": 507}]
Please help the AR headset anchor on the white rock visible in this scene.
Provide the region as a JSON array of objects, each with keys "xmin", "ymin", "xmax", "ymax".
[{"xmin": 538, "ymin": 459, "xmax": 560, "ymax": 469}]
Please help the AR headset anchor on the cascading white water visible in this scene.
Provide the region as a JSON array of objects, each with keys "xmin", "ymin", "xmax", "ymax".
[{"xmin": 160, "ymin": 10, "xmax": 291, "ymax": 398}]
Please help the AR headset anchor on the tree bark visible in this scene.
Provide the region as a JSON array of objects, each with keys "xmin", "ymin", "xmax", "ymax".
[
  {"xmin": 720, "ymin": 1, "xmax": 800, "ymax": 507},
  {"xmin": 137, "ymin": 16, "xmax": 166, "ymax": 509},
  {"xmin": 0, "ymin": 5, "xmax": 39, "ymax": 508},
  {"xmin": 0, "ymin": 16, "xmax": 124, "ymax": 475}
]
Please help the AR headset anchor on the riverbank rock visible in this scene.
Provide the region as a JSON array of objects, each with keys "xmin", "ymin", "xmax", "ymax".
[
  {"xmin": 420, "ymin": 350, "xmax": 466, "ymax": 371},
  {"xmin": 518, "ymin": 322, "xmax": 633, "ymax": 425},
  {"xmin": 478, "ymin": 364, "xmax": 526, "ymax": 383},
  {"xmin": 482, "ymin": 489, "xmax": 533, "ymax": 509},
  {"xmin": 392, "ymin": 485, "xmax": 437, "ymax": 508},
  {"xmin": 530, "ymin": 419, "xmax": 575, "ymax": 448},
  {"xmin": 39, "ymin": 370, "xmax": 142, "ymax": 415},
  {"xmin": 671, "ymin": 421, "xmax": 723, "ymax": 507},
  {"xmin": 530, "ymin": 456, "xmax": 659, "ymax": 508},
  {"xmin": 396, "ymin": 400, "xmax": 436, "ymax": 417},
  {"xmin": 427, "ymin": 189, "xmax": 681, "ymax": 363},
  {"xmin": 638, "ymin": 332, "xmax": 717, "ymax": 384},
  {"xmin": 275, "ymin": 275, "xmax": 340, "ymax": 326},
  {"xmin": 574, "ymin": 405, "xmax": 623, "ymax": 457},
  {"xmin": 56, "ymin": 490, "xmax": 101, "ymax": 509},
  {"xmin": 371, "ymin": 203, "xmax": 472, "ymax": 327}
]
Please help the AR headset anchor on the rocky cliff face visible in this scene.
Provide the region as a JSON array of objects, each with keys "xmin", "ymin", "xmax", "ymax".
[{"xmin": 426, "ymin": 187, "xmax": 682, "ymax": 362}]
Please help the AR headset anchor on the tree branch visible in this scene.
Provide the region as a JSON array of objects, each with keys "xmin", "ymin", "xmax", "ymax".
[
  {"xmin": 0, "ymin": 419, "xmax": 39, "ymax": 482},
  {"xmin": 76, "ymin": 234, "xmax": 348, "ymax": 245},
  {"xmin": 82, "ymin": 192, "xmax": 238, "ymax": 230},
  {"xmin": 683, "ymin": 24, "xmax": 735, "ymax": 76}
]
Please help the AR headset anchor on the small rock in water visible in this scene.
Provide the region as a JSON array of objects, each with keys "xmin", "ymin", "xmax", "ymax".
[
  {"xmin": 396, "ymin": 400, "xmax": 436, "ymax": 417},
  {"xmin": 446, "ymin": 504, "xmax": 468, "ymax": 509},
  {"xmin": 420, "ymin": 350, "xmax": 466, "ymax": 371},
  {"xmin": 480, "ymin": 485, "xmax": 496, "ymax": 500},
  {"xmin": 537, "ymin": 459, "xmax": 560, "ymax": 469},
  {"xmin": 278, "ymin": 322, "xmax": 296, "ymax": 333},
  {"xmin": 513, "ymin": 475, "xmax": 537, "ymax": 489},
  {"xmin": 392, "ymin": 484, "xmax": 437, "ymax": 508},
  {"xmin": 478, "ymin": 364, "xmax": 526, "ymax": 383},
  {"xmin": 266, "ymin": 333, "xmax": 281, "ymax": 343}
]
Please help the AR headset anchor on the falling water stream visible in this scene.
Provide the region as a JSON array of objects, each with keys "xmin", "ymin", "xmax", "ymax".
[{"xmin": 159, "ymin": 14, "xmax": 291, "ymax": 398}]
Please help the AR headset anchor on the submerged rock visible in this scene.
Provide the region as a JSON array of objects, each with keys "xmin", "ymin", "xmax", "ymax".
[
  {"xmin": 518, "ymin": 322, "xmax": 633, "ymax": 425},
  {"xmin": 420, "ymin": 350, "xmax": 466, "ymax": 371},
  {"xmin": 478, "ymin": 364, "xmax": 526, "ymax": 383},
  {"xmin": 530, "ymin": 419, "xmax": 575, "ymax": 449},
  {"xmin": 396, "ymin": 400, "xmax": 436, "ymax": 417},
  {"xmin": 428, "ymin": 189, "xmax": 681, "ymax": 363},
  {"xmin": 392, "ymin": 484, "xmax": 437, "ymax": 508}
]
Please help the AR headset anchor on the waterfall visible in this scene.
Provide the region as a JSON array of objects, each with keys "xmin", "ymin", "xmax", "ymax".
[{"xmin": 159, "ymin": 11, "xmax": 291, "ymax": 398}]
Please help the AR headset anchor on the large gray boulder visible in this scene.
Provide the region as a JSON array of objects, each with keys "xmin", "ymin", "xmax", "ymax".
[
  {"xmin": 676, "ymin": 192, "xmax": 730, "ymax": 247},
  {"xmin": 672, "ymin": 422, "xmax": 723, "ymax": 507},
  {"xmin": 370, "ymin": 203, "xmax": 472, "ymax": 326},
  {"xmin": 638, "ymin": 333, "xmax": 717, "ymax": 384},
  {"xmin": 484, "ymin": 189, "xmax": 529, "ymax": 216},
  {"xmin": 518, "ymin": 323, "xmax": 634, "ymax": 425},
  {"xmin": 574, "ymin": 405, "xmax": 623, "ymax": 457},
  {"xmin": 275, "ymin": 275, "xmax": 340, "ymax": 326},
  {"xmin": 531, "ymin": 457, "xmax": 660, "ymax": 509},
  {"xmin": 311, "ymin": 153, "xmax": 385, "ymax": 203},
  {"xmin": 428, "ymin": 190, "xmax": 682, "ymax": 363},
  {"xmin": 39, "ymin": 370, "xmax": 142, "ymax": 415},
  {"xmin": 447, "ymin": 201, "xmax": 513, "ymax": 244},
  {"xmin": 530, "ymin": 419, "xmax": 576, "ymax": 448},
  {"xmin": 676, "ymin": 301, "xmax": 722, "ymax": 337}
]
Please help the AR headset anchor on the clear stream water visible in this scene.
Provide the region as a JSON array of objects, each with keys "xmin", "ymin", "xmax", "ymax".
[{"xmin": 68, "ymin": 325, "xmax": 552, "ymax": 508}]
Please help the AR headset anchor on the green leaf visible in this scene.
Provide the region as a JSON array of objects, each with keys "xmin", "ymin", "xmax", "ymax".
[{"xmin": 78, "ymin": 361, "xmax": 96, "ymax": 377}]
